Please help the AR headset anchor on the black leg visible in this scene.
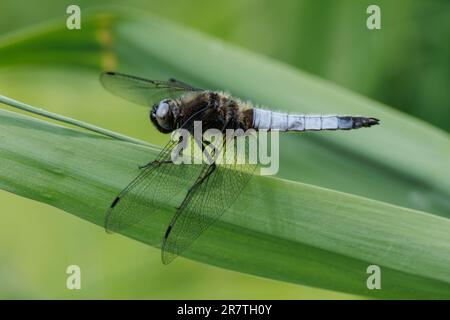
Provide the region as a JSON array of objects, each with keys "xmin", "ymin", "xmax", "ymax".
[
  {"xmin": 175, "ymin": 163, "xmax": 216, "ymax": 210},
  {"xmin": 138, "ymin": 160, "xmax": 173, "ymax": 170}
]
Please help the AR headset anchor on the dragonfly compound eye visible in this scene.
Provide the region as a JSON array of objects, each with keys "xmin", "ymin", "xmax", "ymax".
[
  {"xmin": 156, "ymin": 101, "xmax": 169, "ymax": 119},
  {"xmin": 153, "ymin": 100, "xmax": 174, "ymax": 132}
]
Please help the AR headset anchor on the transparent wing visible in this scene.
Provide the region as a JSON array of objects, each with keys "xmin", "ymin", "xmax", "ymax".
[
  {"xmin": 104, "ymin": 106, "xmax": 210, "ymax": 235},
  {"xmin": 104, "ymin": 139, "xmax": 202, "ymax": 234},
  {"xmin": 167, "ymin": 78, "xmax": 203, "ymax": 91},
  {"xmin": 161, "ymin": 134, "xmax": 257, "ymax": 264},
  {"xmin": 100, "ymin": 72, "xmax": 203, "ymax": 107}
]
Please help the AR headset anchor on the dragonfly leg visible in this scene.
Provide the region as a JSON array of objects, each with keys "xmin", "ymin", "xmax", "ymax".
[
  {"xmin": 138, "ymin": 160, "xmax": 172, "ymax": 170},
  {"xmin": 175, "ymin": 162, "xmax": 217, "ymax": 210}
]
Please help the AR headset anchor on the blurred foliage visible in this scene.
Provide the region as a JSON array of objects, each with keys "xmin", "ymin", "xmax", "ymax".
[
  {"xmin": 1, "ymin": 0, "xmax": 449, "ymax": 131},
  {"xmin": 0, "ymin": 0, "xmax": 449, "ymax": 299}
]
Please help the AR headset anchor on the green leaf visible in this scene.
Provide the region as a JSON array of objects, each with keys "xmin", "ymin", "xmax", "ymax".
[{"xmin": 1, "ymin": 107, "xmax": 450, "ymax": 299}]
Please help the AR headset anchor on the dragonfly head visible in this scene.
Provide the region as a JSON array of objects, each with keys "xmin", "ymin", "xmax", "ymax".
[{"xmin": 150, "ymin": 99, "xmax": 176, "ymax": 133}]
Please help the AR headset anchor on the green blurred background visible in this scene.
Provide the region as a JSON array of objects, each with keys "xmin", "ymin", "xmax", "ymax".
[{"xmin": 0, "ymin": 0, "xmax": 448, "ymax": 299}]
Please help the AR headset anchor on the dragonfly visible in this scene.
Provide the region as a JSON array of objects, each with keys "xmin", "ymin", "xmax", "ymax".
[{"xmin": 100, "ymin": 71, "xmax": 380, "ymax": 264}]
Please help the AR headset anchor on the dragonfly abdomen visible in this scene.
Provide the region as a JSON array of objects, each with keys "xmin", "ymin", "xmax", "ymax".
[{"xmin": 252, "ymin": 108, "xmax": 379, "ymax": 131}]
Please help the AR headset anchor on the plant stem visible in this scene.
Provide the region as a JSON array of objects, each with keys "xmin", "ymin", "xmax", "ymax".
[{"xmin": 0, "ymin": 94, "xmax": 154, "ymax": 148}]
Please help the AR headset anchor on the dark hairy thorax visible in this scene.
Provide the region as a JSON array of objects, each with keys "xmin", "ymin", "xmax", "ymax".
[{"xmin": 176, "ymin": 91, "xmax": 254, "ymax": 133}]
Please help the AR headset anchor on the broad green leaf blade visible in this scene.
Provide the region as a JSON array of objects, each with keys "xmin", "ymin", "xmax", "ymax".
[{"xmin": 1, "ymin": 108, "xmax": 450, "ymax": 299}]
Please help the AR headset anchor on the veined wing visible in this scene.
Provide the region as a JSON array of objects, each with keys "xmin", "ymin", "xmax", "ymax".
[
  {"xmin": 104, "ymin": 106, "xmax": 210, "ymax": 235},
  {"xmin": 100, "ymin": 72, "xmax": 203, "ymax": 107},
  {"xmin": 161, "ymin": 134, "xmax": 257, "ymax": 264},
  {"xmin": 104, "ymin": 139, "xmax": 204, "ymax": 234}
]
